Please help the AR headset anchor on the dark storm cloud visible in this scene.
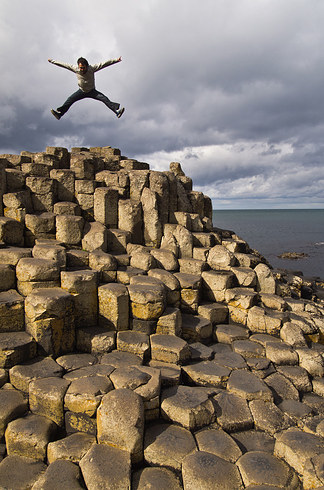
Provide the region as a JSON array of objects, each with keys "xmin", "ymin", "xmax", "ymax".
[{"xmin": 1, "ymin": 0, "xmax": 324, "ymax": 208}]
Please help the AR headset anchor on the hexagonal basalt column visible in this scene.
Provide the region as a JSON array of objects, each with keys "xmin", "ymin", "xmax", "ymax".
[
  {"xmin": 61, "ymin": 270, "xmax": 98, "ymax": 328},
  {"xmin": 25, "ymin": 287, "xmax": 75, "ymax": 356}
]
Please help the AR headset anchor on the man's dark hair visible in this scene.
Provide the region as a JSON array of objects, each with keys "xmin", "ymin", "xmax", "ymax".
[{"xmin": 77, "ymin": 57, "xmax": 89, "ymax": 66}]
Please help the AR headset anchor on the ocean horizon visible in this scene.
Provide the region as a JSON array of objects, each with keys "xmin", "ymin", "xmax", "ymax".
[{"xmin": 212, "ymin": 209, "xmax": 324, "ymax": 280}]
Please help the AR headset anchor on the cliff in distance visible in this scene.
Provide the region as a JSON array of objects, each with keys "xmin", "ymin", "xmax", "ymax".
[{"xmin": 0, "ymin": 145, "xmax": 323, "ymax": 489}]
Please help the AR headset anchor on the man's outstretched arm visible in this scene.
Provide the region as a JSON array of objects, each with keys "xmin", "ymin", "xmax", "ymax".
[
  {"xmin": 93, "ymin": 57, "xmax": 122, "ymax": 72},
  {"xmin": 48, "ymin": 59, "xmax": 77, "ymax": 73}
]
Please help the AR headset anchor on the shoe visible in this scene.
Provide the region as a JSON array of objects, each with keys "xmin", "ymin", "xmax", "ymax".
[
  {"xmin": 117, "ymin": 107, "xmax": 125, "ymax": 118},
  {"xmin": 51, "ymin": 109, "xmax": 61, "ymax": 120}
]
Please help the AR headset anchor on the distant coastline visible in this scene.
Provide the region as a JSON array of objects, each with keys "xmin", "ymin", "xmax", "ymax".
[{"xmin": 212, "ymin": 209, "xmax": 324, "ymax": 280}]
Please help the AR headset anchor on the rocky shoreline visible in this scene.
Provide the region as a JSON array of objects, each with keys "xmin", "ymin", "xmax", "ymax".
[{"xmin": 0, "ymin": 145, "xmax": 323, "ymax": 489}]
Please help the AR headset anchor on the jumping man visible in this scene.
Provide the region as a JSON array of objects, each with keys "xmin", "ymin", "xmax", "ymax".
[{"xmin": 48, "ymin": 56, "xmax": 125, "ymax": 120}]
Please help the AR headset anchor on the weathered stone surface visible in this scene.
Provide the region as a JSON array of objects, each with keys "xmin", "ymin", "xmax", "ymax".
[
  {"xmin": 5, "ymin": 413, "xmax": 57, "ymax": 460},
  {"xmin": 233, "ymin": 339, "xmax": 265, "ymax": 358},
  {"xmin": 61, "ymin": 270, "xmax": 98, "ymax": 327},
  {"xmin": 118, "ymin": 199, "xmax": 143, "ymax": 243},
  {"xmin": 128, "ymin": 283, "xmax": 166, "ymax": 321},
  {"xmin": 265, "ymin": 341, "xmax": 299, "ymax": 365},
  {"xmin": 79, "ymin": 444, "xmax": 131, "ymax": 490},
  {"xmin": 32, "ymin": 243, "xmax": 66, "ymax": 271},
  {"xmin": 47, "ymin": 432, "xmax": 96, "ymax": 464},
  {"xmin": 202, "ymin": 269, "xmax": 235, "ymax": 302},
  {"xmin": 0, "ymin": 389, "xmax": 28, "ymax": 438},
  {"xmin": 198, "ymin": 302, "xmax": 228, "ymax": 325},
  {"xmin": 0, "ymin": 289, "xmax": 25, "ymax": 332},
  {"xmin": 0, "ymin": 264, "xmax": 15, "ymax": 292},
  {"xmin": 29, "ymin": 376, "xmax": 70, "ymax": 426},
  {"xmin": 64, "ymin": 375, "xmax": 112, "ymax": 416},
  {"xmin": 278, "ymin": 399, "xmax": 313, "ymax": 422},
  {"xmin": 110, "ymin": 365, "xmax": 150, "ymax": 390},
  {"xmin": 190, "ymin": 342, "xmax": 214, "ymax": 361},
  {"xmin": 32, "ymin": 459, "xmax": 84, "ymax": 490},
  {"xmin": 207, "ymin": 245, "xmax": 237, "ymax": 270},
  {"xmin": 254, "ymin": 263, "xmax": 276, "ymax": 294},
  {"xmin": 56, "ymin": 352, "xmax": 97, "ymax": 371},
  {"xmin": 132, "ymin": 466, "xmax": 182, "ymax": 490},
  {"xmin": 98, "ymin": 282, "xmax": 129, "ymax": 330},
  {"xmin": 150, "ymin": 334, "xmax": 190, "ymax": 364},
  {"xmin": 264, "ymin": 372, "xmax": 300, "ymax": 404},
  {"xmin": 181, "ymin": 314, "xmax": 212, "ymax": 342},
  {"xmin": 296, "ymin": 347, "xmax": 324, "ymax": 377},
  {"xmin": 148, "ymin": 268, "xmax": 180, "ymax": 305},
  {"xmin": 232, "ymin": 430, "xmax": 275, "ymax": 454},
  {"xmin": 0, "ymin": 217, "xmax": 24, "ymax": 246},
  {"xmin": 182, "ymin": 361, "xmax": 231, "ymax": 388},
  {"xmin": 195, "ymin": 428, "xmax": 242, "ymax": 462},
  {"xmin": 227, "ymin": 369, "xmax": 273, "ymax": 401},
  {"xmin": 161, "ymin": 385, "xmax": 215, "ymax": 430},
  {"xmin": 77, "ymin": 325, "xmax": 116, "ymax": 355},
  {"xmin": 81, "ymin": 221, "xmax": 107, "ymax": 252},
  {"xmin": 56, "ymin": 215, "xmax": 84, "ymax": 245},
  {"xmin": 280, "ymin": 322, "xmax": 308, "ymax": 348},
  {"xmin": 237, "ymin": 451, "xmax": 300, "ymax": 488},
  {"xmin": 0, "ymin": 246, "xmax": 31, "ymax": 265},
  {"xmin": 249, "ymin": 399, "xmax": 293, "ymax": 435},
  {"xmin": 16, "ymin": 257, "xmax": 60, "ymax": 283},
  {"xmin": 9, "ymin": 356, "xmax": 63, "ymax": 392},
  {"xmin": 64, "ymin": 411, "xmax": 97, "ymax": 437},
  {"xmin": 274, "ymin": 427, "xmax": 324, "ymax": 476},
  {"xmin": 25, "ymin": 287, "xmax": 75, "ymax": 356},
  {"xmin": 117, "ymin": 330, "xmax": 150, "ymax": 360},
  {"xmin": 150, "ymin": 248, "xmax": 178, "ymax": 271},
  {"xmin": 214, "ymin": 391, "xmax": 253, "ymax": 431},
  {"xmin": 276, "ymin": 365, "xmax": 312, "ymax": 393},
  {"xmin": 215, "ymin": 323, "xmax": 249, "ymax": 344},
  {"xmin": 97, "ymin": 389, "xmax": 144, "ymax": 463},
  {"xmin": 0, "ymin": 331, "xmax": 36, "ymax": 368},
  {"xmin": 247, "ymin": 306, "xmax": 284, "ymax": 336},
  {"xmin": 144, "ymin": 421, "xmax": 196, "ymax": 471},
  {"xmin": 141, "ymin": 187, "xmax": 163, "ymax": 247},
  {"xmin": 100, "ymin": 350, "xmax": 142, "ymax": 368},
  {"xmin": 0, "ymin": 455, "xmax": 47, "ymax": 490},
  {"xmin": 156, "ymin": 307, "xmax": 182, "ymax": 336},
  {"xmin": 182, "ymin": 451, "xmax": 243, "ymax": 490}
]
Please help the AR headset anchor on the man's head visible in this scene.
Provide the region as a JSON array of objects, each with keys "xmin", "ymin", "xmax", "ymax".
[{"xmin": 77, "ymin": 57, "xmax": 89, "ymax": 74}]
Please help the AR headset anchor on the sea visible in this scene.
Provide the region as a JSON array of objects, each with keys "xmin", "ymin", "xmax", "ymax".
[{"xmin": 212, "ymin": 209, "xmax": 324, "ymax": 280}]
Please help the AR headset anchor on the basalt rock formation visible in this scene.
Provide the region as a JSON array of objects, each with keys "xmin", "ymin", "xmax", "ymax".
[{"xmin": 0, "ymin": 145, "xmax": 323, "ymax": 489}]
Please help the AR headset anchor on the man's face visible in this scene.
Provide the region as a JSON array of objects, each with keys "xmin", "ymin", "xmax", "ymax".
[{"xmin": 78, "ymin": 63, "xmax": 88, "ymax": 74}]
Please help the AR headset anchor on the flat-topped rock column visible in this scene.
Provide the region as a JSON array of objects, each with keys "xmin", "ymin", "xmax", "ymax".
[
  {"xmin": 98, "ymin": 283, "xmax": 129, "ymax": 331},
  {"xmin": 25, "ymin": 287, "xmax": 75, "ymax": 356},
  {"xmin": 56, "ymin": 215, "xmax": 84, "ymax": 246},
  {"xmin": 94, "ymin": 187, "xmax": 118, "ymax": 228},
  {"xmin": 127, "ymin": 283, "xmax": 166, "ymax": 321},
  {"xmin": 16, "ymin": 257, "xmax": 60, "ymax": 296},
  {"xmin": 61, "ymin": 270, "xmax": 98, "ymax": 328}
]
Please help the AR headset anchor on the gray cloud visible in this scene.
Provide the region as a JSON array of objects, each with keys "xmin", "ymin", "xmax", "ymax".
[{"xmin": 1, "ymin": 0, "xmax": 324, "ymax": 208}]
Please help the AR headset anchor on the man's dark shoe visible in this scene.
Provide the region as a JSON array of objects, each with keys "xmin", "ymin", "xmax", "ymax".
[
  {"xmin": 51, "ymin": 109, "xmax": 61, "ymax": 120},
  {"xmin": 117, "ymin": 107, "xmax": 125, "ymax": 118}
]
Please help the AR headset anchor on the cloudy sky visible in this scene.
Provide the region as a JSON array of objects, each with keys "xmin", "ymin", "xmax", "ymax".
[{"xmin": 1, "ymin": 0, "xmax": 324, "ymax": 209}]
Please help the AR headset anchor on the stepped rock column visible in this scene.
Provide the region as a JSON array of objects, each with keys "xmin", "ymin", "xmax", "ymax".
[
  {"xmin": 61, "ymin": 270, "xmax": 98, "ymax": 328},
  {"xmin": 141, "ymin": 187, "xmax": 162, "ymax": 247},
  {"xmin": 118, "ymin": 199, "xmax": 143, "ymax": 244},
  {"xmin": 94, "ymin": 187, "xmax": 118, "ymax": 228},
  {"xmin": 24, "ymin": 288, "xmax": 75, "ymax": 356}
]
